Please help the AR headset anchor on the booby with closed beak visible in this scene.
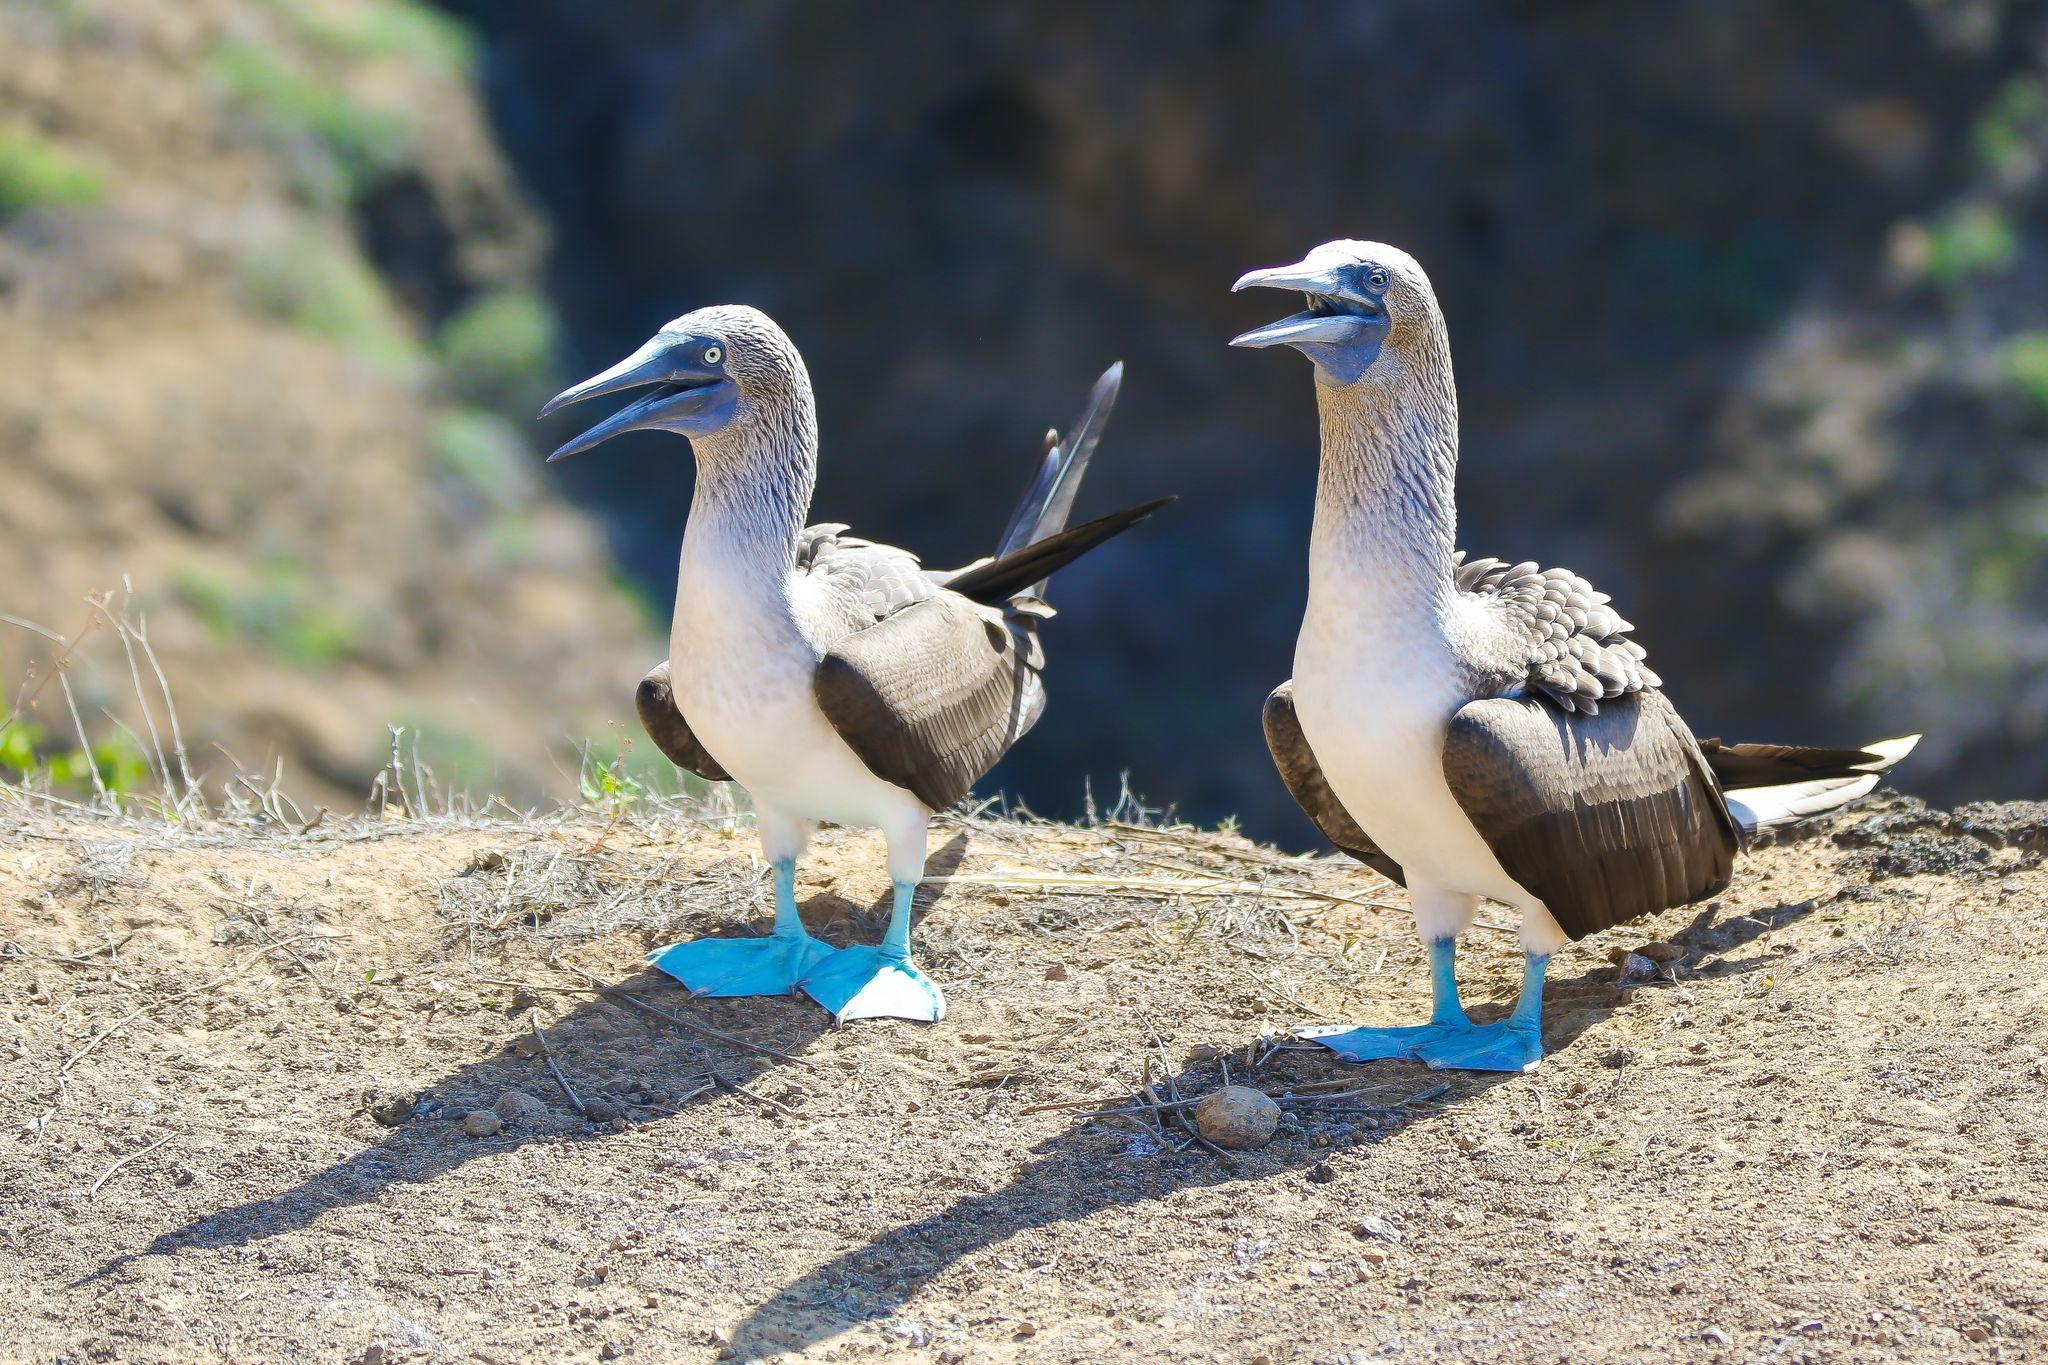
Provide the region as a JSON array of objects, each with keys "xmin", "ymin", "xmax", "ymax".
[
  {"xmin": 544, "ymin": 306, "xmax": 1169, "ymax": 1023},
  {"xmin": 1231, "ymin": 241, "xmax": 1915, "ymax": 1072}
]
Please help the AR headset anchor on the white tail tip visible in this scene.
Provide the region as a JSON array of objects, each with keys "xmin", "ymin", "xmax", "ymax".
[{"xmin": 1856, "ymin": 735, "xmax": 1920, "ymax": 771}]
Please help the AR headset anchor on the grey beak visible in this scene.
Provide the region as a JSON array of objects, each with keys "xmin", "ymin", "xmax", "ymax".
[
  {"xmin": 539, "ymin": 335, "xmax": 683, "ymax": 418},
  {"xmin": 540, "ymin": 332, "xmax": 733, "ymax": 461},
  {"xmin": 1230, "ymin": 261, "xmax": 1342, "ymax": 296},
  {"xmin": 1228, "ymin": 259, "xmax": 1377, "ymax": 349},
  {"xmin": 545, "ymin": 384, "xmax": 694, "ymax": 462}
]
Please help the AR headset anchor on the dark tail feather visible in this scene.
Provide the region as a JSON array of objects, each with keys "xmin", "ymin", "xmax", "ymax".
[
  {"xmin": 995, "ymin": 362, "xmax": 1123, "ymax": 558},
  {"xmin": 947, "ymin": 497, "xmax": 1175, "ymax": 605},
  {"xmin": 1699, "ymin": 738, "xmax": 1905, "ymax": 790}
]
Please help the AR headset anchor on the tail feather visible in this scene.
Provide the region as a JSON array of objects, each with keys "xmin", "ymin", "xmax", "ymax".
[
  {"xmin": 1702, "ymin": 737, "xmax": 1901, "ymax": 788},
  {"xmin": 1717, "ymin": 733, "xmax": 1919, "ymax": 834},
  {"xmin": 945, "ymin": 497, "xmax": 1174, "ymax": 605},
  {"xmin": 994, "ymin": 362, "xmax": 1123, "ymax": 558}
]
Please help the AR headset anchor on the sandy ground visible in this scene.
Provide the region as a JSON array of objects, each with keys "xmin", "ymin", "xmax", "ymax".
[{"xmin": 0, "ymin": 796, "xmax": 2043, "ymax": 1363}]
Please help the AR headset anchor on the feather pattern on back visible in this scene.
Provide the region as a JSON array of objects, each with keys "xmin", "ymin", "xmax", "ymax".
[{"xmin": 1454, "ymin": 552, "xmax": 1660, "ymax": 714}]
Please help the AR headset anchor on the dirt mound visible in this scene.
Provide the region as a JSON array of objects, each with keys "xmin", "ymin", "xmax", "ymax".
[
  {"xmin": 0, "ymin": 0, "xmax": 655, "ymax": 809},
  {"xmin": 1, "ymin": 795, "xmax": 2041, "ymax": 1361}
]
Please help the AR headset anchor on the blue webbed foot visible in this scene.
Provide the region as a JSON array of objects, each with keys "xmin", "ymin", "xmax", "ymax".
[
  {"xmin": 1300, "ymin": 942, "xmax": 1550, "ymax": 1073},
  {"xmin": 1300, "ymin": 1017, "xmax": 1544, "ymax": 1073},
  {"xmin": 648, "ymin": 930, "xmax": 832, "ymax": 999},
  {"xmin": 800, "ymin": 946, "xmax": 946, "ymax": 1024},
  {"xmin": 1296, "ymin": 1020, "xmax": 1469, "ymax": 1063},
  {"xmin": 1418, "ymin": 1018, "xmax": 1543, "ymax": 1073}
]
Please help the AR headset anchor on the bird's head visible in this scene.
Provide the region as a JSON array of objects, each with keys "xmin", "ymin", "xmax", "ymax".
[
  {"xmin": 1229, "ymin": 240, "xmax": 1440, "ymax": 388},
  {"xmin": 539, "ymin": 304, "xmax": 808, "ymax": 462}
]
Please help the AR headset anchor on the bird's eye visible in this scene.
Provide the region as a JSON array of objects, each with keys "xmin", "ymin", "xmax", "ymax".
[
  {"xmin": 702, "ymin": 345, "xmax": 723, "ymax": 365},
  {"xmin": 1367, "ymin": 269, "xmax": 1389, "ymax": 292}
]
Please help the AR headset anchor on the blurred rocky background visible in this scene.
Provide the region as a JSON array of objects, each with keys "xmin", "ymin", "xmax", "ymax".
[{"xmin": 5, "ymin": 0, "xmax": 2046, "ymax": 842}]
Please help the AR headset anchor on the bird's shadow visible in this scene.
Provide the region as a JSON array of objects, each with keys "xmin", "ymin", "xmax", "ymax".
[
  {"xmin": 726, "ymin": 892, "xmax": 1819, "ymax": 1359},
  {"xmin": 79, "ymin": 832, "xmax": 975, "ymax": 1286}
]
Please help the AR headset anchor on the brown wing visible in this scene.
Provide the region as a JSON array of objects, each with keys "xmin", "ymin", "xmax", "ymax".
[
  {"xmin": 813, "ymin": 594, "xmax": 1045, "ymax": 812},
  {"xmin": 634, "ymin": 662, "xmax": 730, "ymax": 782},
  {"xmin": 1262, "ymin": 681, "xmax": 1406, "ymax": 887},
  {"xmin": 1441, "ymin": 690, "xmax": 1740, "ymax": 940}
]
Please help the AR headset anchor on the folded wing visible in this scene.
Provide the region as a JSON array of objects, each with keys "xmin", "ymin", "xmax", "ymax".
[
  {"xmin": 814, "ymin": 594, "xmax": 1046, "ymax": 812},
  {"xmin": 635, "ymin": 661, "xmax": 731, "ymax": 782},
  {"xmin": 1441, "ymin": 690, "xmax": 1739, "ymax": 939},
  {"xmin": 1261, "ymin": 680, "xmax": 1406, "ymax": 886}
]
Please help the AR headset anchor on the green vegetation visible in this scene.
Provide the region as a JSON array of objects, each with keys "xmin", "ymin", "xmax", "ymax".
[
  {"xmin": 2000, "ymin": 332, "xmax": 2048, "ymax": 418},
  {"xmin": 1610, "ymin": 226, "xmax": 1798, "ymax": 335},
  {"xmin": 261, "ymin": 0, "xmax": 477, "ymax": 74},
  {"xmin": 484, "ymin": 512, "xmax": 539, "ymax": 565},
  {"xmin": 429, "ymin": 409, "xmax": 531, "ymax": 511},
  {"xmin": 0, "ymin": 124, "xmax": 105, "ymax": 222},
  {"xmin": 238, "ymin": 231, "xmax": 422, "ymax": 373},
  {"xmin": 174, "ymin": 558, "xmax": 365, "ymax": 668},
  {"xmin": 0, "ymin": 722, "xmax": 148, "ymax": 795},
  {"xmin": 1921, "ymin": 203, "xmax": 2017, "ymax": 286},
  {"xmin": 210, "ymin": 37, "xmax": 411, "ymax": 204},
  {"xmin": 1962, "ymin": 495, "xmax": 2048, "ymax": 604},
  {"xmin": 389, "ymin": 719, "xmax": 497, "ymax": 795},
  {"xmin": 436, "ymin": 290, "xmax": 559, "ymax": 410},
  {"xmin": 1974, "ymin": 76, "xmax": 2048, "ymax": 178},
  {"xmin": 579, "ymin": 728, "xmax": 693, "ymax": 815},
  {"xmin": 610, "ymin": 569, "xmax": 667, "ymax": 634}
]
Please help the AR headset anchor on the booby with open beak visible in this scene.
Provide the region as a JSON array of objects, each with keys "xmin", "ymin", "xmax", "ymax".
[
  {"xmin": 544, "ymin": 306, "xmax": 1170, "ymax": 1023},
  {"xmin": 1232, "ymin": 241, "xmax": 1915, "ymax": 1072}
]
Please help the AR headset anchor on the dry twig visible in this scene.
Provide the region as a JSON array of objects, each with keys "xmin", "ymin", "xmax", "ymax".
[
  {"xmin": 529, "ymin": 1011, "xmax": 588, "ymax": 1117},
  {"xmin": 87, "ymin": 1134, "xmax": 175, "ymax": 1198}
]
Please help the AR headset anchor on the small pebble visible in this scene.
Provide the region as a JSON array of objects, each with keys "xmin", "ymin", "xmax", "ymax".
[
  {"xmin": 366, "ymin": 1093, "xmax": 415, "ymax": 1127},
  {"xmin": 494, "ymin": 1090, "xmax": 551, "ymax": 1128},
  {"xmin": 1613, "ymin": 951, "xmax": 1657, "ymax": 985},
  {"xmin": 1638, "ymin": 941, "xmax": 1683, "ymax": 963},
  {"xmin": 1185, "ymin": 1043, "xmax": 1220, "ymax": 1062},
  {"xmin": 362, "ymin": 1347, "xmax": 387, "ymax": 1365},
  {"xmin": 462, "ymin": 1109, "xmax": 504, "ymax": 1138},
  {"xmin": 1194, "ymin": 1086, "xmax": 1280, "ymax": 1150},
  {"xmin": 599, "ymin": 1342, "xmax": 621, "ymax": 1360},
  {"xmin": 1043, "ymin": 962, "xmax": 1069, "ymax": 981},
  {"xmin": 1353, "ymin": 1214, "xmax": 1403, "ymax": 1244}
]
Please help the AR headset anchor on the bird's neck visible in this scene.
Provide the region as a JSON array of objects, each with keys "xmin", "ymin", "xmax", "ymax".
[
  {"xmin": 1305, "ymin": 344, "xmax": 1460, "ymax": 627},
  {"xmin": 678, "ymin": 389, "xmax": 818, "ymax": 604}
]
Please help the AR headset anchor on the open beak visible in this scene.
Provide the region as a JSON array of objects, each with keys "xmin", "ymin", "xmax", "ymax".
[
  {"xmin": 1229, "ymin": 259, "xmax": 1383, "ymax": 349},
  {"xmin": 539, "ymin": 334, "xmax": 732, "ymax": 461}
]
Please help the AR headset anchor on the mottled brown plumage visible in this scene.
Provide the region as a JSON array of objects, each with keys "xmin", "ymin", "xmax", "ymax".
[
  {"xmin": 1440, "ymin": 691, "xmax": 1739, "ymax": 939},
  {"xmin": 813, "ymin": 595, "xmax": 1046, "ymax": 813}
]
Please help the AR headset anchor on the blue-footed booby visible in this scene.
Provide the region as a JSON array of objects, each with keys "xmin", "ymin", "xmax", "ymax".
[
  {"xmin": 1231, "ymin": 241, "xmax": 1916, "ymax": 1073},
  {"xmin": 543, "ymin": 306, "xmax": 1169, "ymax": 1023}
]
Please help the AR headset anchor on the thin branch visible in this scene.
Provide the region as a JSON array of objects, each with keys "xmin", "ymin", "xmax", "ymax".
[
  {"xmin": 87, "ymin": 1134, "xmax": 175, "ymax": 1197},
  {"xmin": 529, "ymin": 1011, "xmax": 587, "ymax": 1117}
]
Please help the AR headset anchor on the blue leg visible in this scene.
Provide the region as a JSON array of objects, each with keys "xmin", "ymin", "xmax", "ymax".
[
  {"xmin": 1298, "ymin": 937, "xmax": 1472, "ymax": 1060},
  {"xmin": 1301, "ymin": 943, "xmax": 1548, "ymax": 1073},
  {"xmin": 648, "ymin": 858, "xmax": 832, "ymax": 998},
  {"xmin": 1417, "ymin": 952, "xmax": 1547, "ymax": 1072},
  {"xmin": 799, "ymin": 880, "xmax": 946, "ymax": 1024}
]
